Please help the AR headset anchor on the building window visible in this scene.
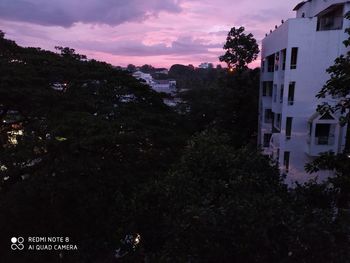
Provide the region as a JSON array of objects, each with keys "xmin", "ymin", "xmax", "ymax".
[
  {"xmin": 275, "ymin": 52, "xmax": 279, "ymax": 71},
  {"xmin": 273, "ymin": 84, "xmax": 277, "ymax": 102},
  {"xmin": 264, "ymin": 109, "xmax": 273, "ymax": 123},
  {"xmin": 275, "ymin": 113, "xmax": 281, "ymax": 130},
  {"xmin": 288, "ymin": 82, "xmax": 295, "ymax": 105},
  {"xmin": 283, "ymin": 151, "xmax": 290, "ymax": 172},
  {"xmin": 263, "ymin": 133, "xmax": 272, "ymax": 147},
  {"xmin": 286, "ymin": 117, "xmax": 293, "ymax": 139},
  {"xmin": 290, "ymin": 47, "xmax": 298, "ymax": 69},
  {"xmin": 315, "ymin": 123, "xmax": 334, "ymax": 145},
  {"xmin": 281, "ymin": 49, "xmax": 286, "ymax": 70},
  {"xmin": 267, "ymin": 54, "xmax": 275, "ymax": 72},
  {"xmin": 280, "ymin": 85, "xmax": 284, "ymax": 103},
  {"xmin": 261, "ymin": 59, "xmax": 265, "ymax": 72},
  {"xmin": 317, "ymin": 5, "xmax": 344, "ymax": 31},
  {"xmin": 262, "ymin": 81, "xmax": 273, "ymax": 96},
  {"xmin": 309, "ymin": 123, "xmax": 312, "ymax": 136}
]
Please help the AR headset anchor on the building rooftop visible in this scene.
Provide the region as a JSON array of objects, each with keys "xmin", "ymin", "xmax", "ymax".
[{"xmin": 293, "ymin": 0, "xmax": 311, "ymax": 11}]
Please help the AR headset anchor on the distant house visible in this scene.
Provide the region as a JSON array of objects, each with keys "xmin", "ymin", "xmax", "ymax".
[
  {"xmin": 152, "ymin": 79, "xmax": 176, "ymax": 94},
  {"xmin": 132, "ymin": 71, "xmax": 176, "ymax": 94},
  {"xmin": 258, "ymin": 0, "xmax": 349, "ymax": 183},
  {"xmin": 132, "ymin": 71, "xmax": 154, "ymax": 85},
  {"xmin": 198, "ymin": 62, "xmax": 213, "ymax": 69},
  {"xmin": 155, "ymin": 69, "xmax": 169, "ymax": 75}
]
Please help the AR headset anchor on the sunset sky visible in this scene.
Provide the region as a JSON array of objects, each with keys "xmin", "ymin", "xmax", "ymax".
[{"xmin": 0, "ymin": 0, "xmax": 301, "ymax": 68}]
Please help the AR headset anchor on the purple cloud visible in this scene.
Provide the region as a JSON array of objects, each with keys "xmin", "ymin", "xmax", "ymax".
[
  {"xmin": 0, "ymin": 0, "xmax": 183, "ymax": 27},
  {"xmin": 0, "ymin": 0, "xmax": 301, "ymax": 67},
  {"xmin": 71, "ymin": 36, "xmax": 222, "ymax": 56}
]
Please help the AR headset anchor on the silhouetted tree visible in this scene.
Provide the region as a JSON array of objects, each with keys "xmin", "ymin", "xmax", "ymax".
[
  {"xmin": 219, "ymin": 26, "xmax": 259, "ymax": 70},
  {"xmin": 0, "ymin": 34, "xmax": 188, "ymax": 263},
  {"xmin": 127, "ymin": 64, "xmax": 136, "ymax": 72}
]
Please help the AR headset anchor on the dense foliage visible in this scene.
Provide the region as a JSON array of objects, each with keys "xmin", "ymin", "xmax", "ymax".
[
  {"xmin": 135, "ymin": 132, "xmax": 350, "ymax": 262},
  {"xmin": 0, "ymin": 31, "xmax": 188, "ymax": 262},
  {"xmin": 168, "ymin": 64, "xmax": 224, "ymax": 90}
]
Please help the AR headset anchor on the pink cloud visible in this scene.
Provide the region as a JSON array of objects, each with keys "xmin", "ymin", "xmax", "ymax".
[{"xmin": 0, "ymin": 0, "xmax": 301, "ymax": 68}]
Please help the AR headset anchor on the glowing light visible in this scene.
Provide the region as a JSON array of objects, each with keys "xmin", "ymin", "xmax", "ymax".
[
  {"xmin": 7, "ymin": 130, "xmax": 23, "ymax": 145},
  {"xmin": 55, "ymin": 136, "xmax": 68, "ymax": 141},
  {"xmin": 134, "ymin": 234, "xmax": 141, "ymax": 245}
]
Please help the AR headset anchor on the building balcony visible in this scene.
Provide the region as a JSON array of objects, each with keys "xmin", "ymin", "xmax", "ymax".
[
  {"xmin": 266, "ymin": 133, "xmax": 280, "ymax": 162},
  {"xmin": 272, "ymin": 100, "xmax": 282, "ymax": 114},
  {"xmin": 317, "ymin": 16, "xmax": 343, "ymax": 31},
  {"xmin": 270, "ymin": 133, "xmax": 280, "ymax": 150},
  {"xmin": 273, "ymin": 119, "xmax": 281, "ymax": 131},
  {"xmin": 306, "ymin": 112, "xmax": 340, "ymax": 157},
  {"xmin": 314, "ymin": 135, "xmax": 335, "ymax": 145},
  {"xmin": 307, "ymin": 135, "xmax": 336, "ymax": 156}
]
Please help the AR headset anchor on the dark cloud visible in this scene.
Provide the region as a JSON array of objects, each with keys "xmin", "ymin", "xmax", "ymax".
[
  {"xmin": 72, "ymin": 36, "xmax": 222, "ymax": 56},
  {"xmin": 0, "ymin": 0, "xmax": 184, "ymax": 27}
]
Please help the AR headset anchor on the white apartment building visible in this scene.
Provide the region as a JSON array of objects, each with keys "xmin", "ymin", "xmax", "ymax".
[
  {"xmin": 259, "ymin": 0, "xmax": 349, "ymax": 183},
  {"xmin": 132, "ymin": 71, "xmax": 154, "ymax": 85},
  {"xmin": 152, "ymin": 79, "xmax": 177, "ymax": 94},
  {"xmin": 132, "ymin": 70, "xmax": 177, "ymax": 94}
]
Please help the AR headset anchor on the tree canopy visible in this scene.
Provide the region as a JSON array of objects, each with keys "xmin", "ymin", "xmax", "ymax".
[
  {"xmin": 219, "ymin": 26, "xmax": 259, "ymax": 70},
  {"xmin": 0, "ymin": 31, "xmax": 188, "ymax": 262}
]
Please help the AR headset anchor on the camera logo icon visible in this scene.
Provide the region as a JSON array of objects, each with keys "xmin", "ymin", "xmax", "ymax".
[{"xmin": 11, "ymin": 237, "xmax": 24, "ymax": 250}]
